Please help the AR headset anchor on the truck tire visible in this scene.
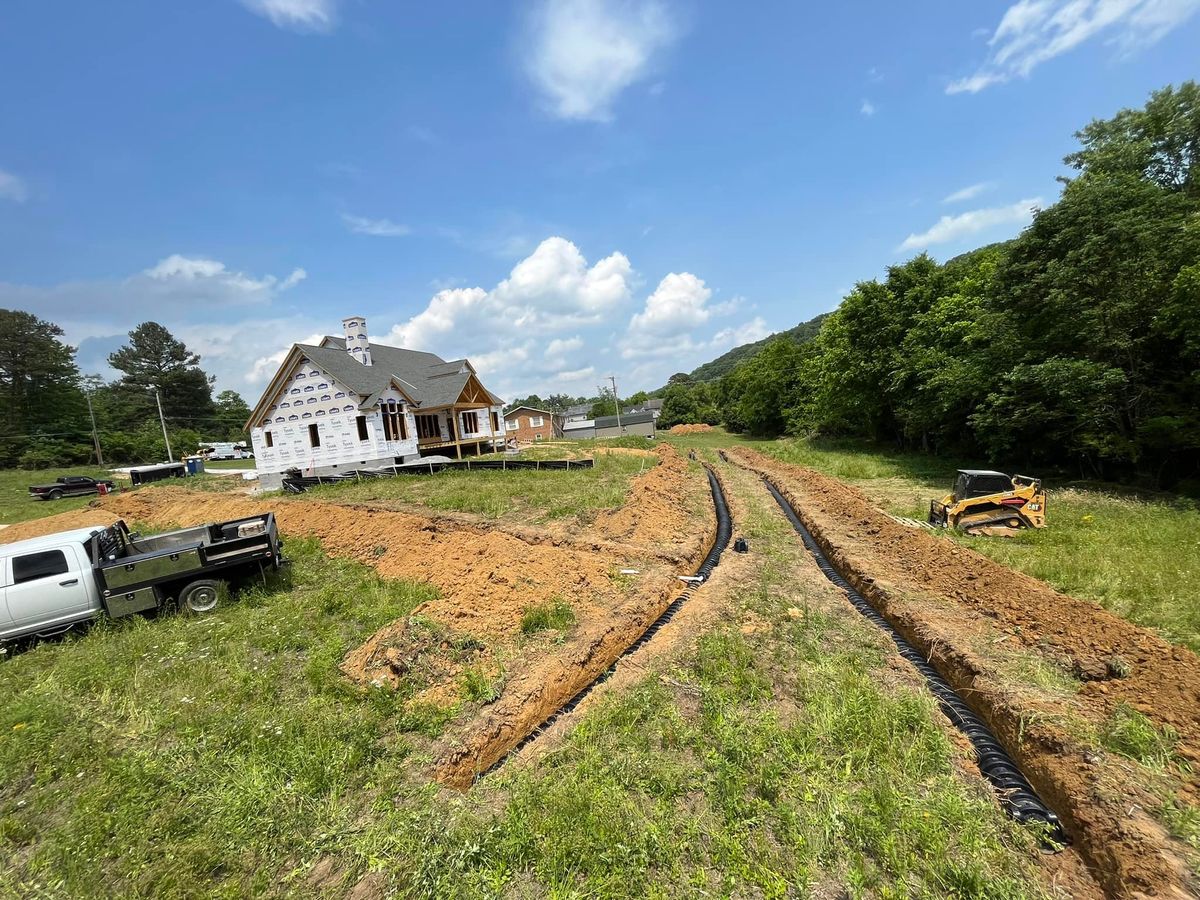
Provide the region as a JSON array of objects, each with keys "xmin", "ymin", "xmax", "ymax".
[
  {"xmin": 179, "ymin": 579, "xmax": 223, "ymax": 614},
  {"xmin": 48, "ymin": 489, "xmax": 63, "ymax": 501}
]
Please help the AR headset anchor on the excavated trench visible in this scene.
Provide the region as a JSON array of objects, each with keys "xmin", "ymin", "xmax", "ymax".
[
  {"xmin": 433, "ymin": 465, "xmax": 733, "ymax": 788},
  {"xmin": 726, "ymin": 448, "xmax": 1198, "ymax": 900},
  {"xmin": 760, "ymin": 475, "xmax": 1066, "ymax": 844}
]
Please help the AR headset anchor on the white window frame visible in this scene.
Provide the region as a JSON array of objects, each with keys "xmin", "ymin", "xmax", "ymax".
[
  {"xmin": 530, "ymin": 416, "xmax": 544, "ymax": 427},
  {"xmin": 505, "ymin": 419, "xmax": 518, "ymax": 431}
]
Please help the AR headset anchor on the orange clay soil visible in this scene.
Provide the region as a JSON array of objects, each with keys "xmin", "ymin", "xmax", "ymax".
[
  {"xmin": 430, "ymin": 445, "xmax": 717, "ymax": 788},
  {"xmin": 592, "ymin": 443, "xmax": 698, "ymax": 550},
  {"xmin": 729, "ymin": 447, "xmax": 1198, "ymax": 900},
  {"xmin": 5, "ymin": 447, "xmax": 716, "ymax": 787},
  {"xmin": 667, "ymin": 423, "xmax": 714, "ymax": 434}
]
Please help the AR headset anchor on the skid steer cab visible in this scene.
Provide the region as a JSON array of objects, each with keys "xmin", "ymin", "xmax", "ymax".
[{"xmin": 929, "ymin": 469, "xmax": 1046, "ymax": 536}]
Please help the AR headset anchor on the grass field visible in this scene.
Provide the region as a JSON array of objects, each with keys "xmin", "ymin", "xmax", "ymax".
[
  {"xmin": 305, "ymin": 451, "xmax": 655, "ymax": 524},
  {"xmin": 199, "ymin": 457, "xmax": 257, "ymax": 470},
  {"xmin": 0, "ymin": 475, "xmax": 1047, "ymax": 897},
  {"xmin": 665, "ymin": 430, "xmax": 1200, "ymax": 653},
  {"xmin": 0, "ymin": 467, "xmax": 116, "ymax": 526}
]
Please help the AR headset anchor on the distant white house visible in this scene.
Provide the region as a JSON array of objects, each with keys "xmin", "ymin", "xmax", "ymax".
[{"xmin": 246, "ymin": 316, "xmax": 506, "ymax": 490}]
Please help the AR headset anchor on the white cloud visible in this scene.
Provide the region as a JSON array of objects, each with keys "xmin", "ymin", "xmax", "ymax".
[
  {"xmin": 712, "ymin": 317, "xmax": 770, "ymax": 348},
  {"xmin": 241, "ymin": 0, "xmax": 337, "ymax": 31},
  {"xmin": 0, "ymin": 254, "xmax": 308, "ymax": 395},
  {"xmin": 523, "ymin": 0, "xmax": 679, "ymax": 121},
  {"xmin": 942, "ymin": 181, "xmax": 996, "ymax": 203},
  {"xmin": 0, "ymin": 168, "xmax": 27, "ymax": 202},
  {"xmin": 245, "ymin": 331, "xmax": 325, "ymax": 384},
  {"xmin": 546, "ymin": 336, "xmax": 584, "ymax": 356},
  {"xmin": 553, "ymin": 365, "xmax": 597, "ymax": 384},
  {"xmin": 387, "ymin": 237, "xmax": 634, "ymax": 353},
  {"xmin": 620, "ymin": 272, "xmax": 765, "ymax": 366},
  {"xmin": 341, "ymin": 214, "xmax": 411, "ymax": 237},
  {"xmin": 860, "ymin": 99, "xmax": 877, "ymax": 117},
  {"xmin": 629, "ymin": 272, "xmax": 712, "ymax": 334},
  {"xmin": 947, "ymin": 0, "xmax": 1200, "ymax": 93},
  {"xmin": 898, "ymin": 197, "xmax": 1043, "ymax": 251},
  {"xmin": 142, "ymin": 254, "xmax": 307, "ymax": 296}
]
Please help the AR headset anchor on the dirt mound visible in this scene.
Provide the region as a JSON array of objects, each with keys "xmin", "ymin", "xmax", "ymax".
[
  {"xmin": 86, "ymin": 489, "xmax": 625, "ymax": 641},
  {"xmin": 1, "ymin": 506, "xmax": 118, "ymax": 543},
  {"xmin": 668, "ymin": 423, "xmax": 714, "ymax": 434},
  {"xmin": 594, "ymin": 444, "xmax": 706, "ymax": 552},
  {"xmin": 592, "ymin": 446, "xmax": 656, "ymax": 458},
  {"xmin": 729, "ymin": 447, "xmax": 1199, "ymax": 899},
  {"xmin": 730, "ymin": 449, "xmax": 1200, "ymax": 756}
]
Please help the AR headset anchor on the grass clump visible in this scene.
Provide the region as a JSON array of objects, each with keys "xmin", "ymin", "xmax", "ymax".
[
  {"xmin": 461, "ymin": 665, "xmax": 505, "ymax": 704},
  {"xmin": 1101, "ymin": 703, "xmax": 1179, "ymax": 768},
  {"xmin": 519, "ymin": 597, "xmax": 576, "ymax": 635}
]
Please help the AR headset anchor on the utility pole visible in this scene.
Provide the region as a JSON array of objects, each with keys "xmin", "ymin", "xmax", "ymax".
[
  {"xmin": 155, "ymin": 389, "xmax": 174, "ymax": 462},
  {"xmin": 85, "ymin": 392, "xmax": 104, "ymax": 467},
  {"xmin": 609, "ymin": 375, "xmax": 623, "ymax": 432}
]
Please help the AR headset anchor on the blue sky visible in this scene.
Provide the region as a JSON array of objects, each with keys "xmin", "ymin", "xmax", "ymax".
[{"xmin": 2, "ymin": 0, "xmax": 1198, "ymax": 403}]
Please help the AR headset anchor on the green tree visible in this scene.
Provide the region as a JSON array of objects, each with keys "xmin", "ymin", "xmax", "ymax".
[
  {"xmin": 0, "ymin": 310, "xmax": 86, "ymax": 464},
  {"xmin": 108, "ymin": 322, "xmax": 216, "ymax": 427},
  {"xmin": 718, "ymin": 337, "xmax": 809, "ymax": 436},
  {"xmin": 1066, "ymin": 81, "xmax": 1199, "ymax": 198},
  {"xmin": 982, "ymin": 171, "xmax": 1200, "ymax": 475},
  {"xmin": 505, "ymin": 394, "xmax": 544, "ymax": 413},
  {"xmin": 659, "ymin": 382, "xmax": 718, "ymax": 428},
  {"xmin": 214, "ymin": 390, "xmax": 251, "ymax": 440},
  {"xmin": 545, "ymin": 393, "xmax": 574, "ymax": 413},
  {"xmin": 589, "ymin": 389, "xmax": 618, "ymax": 419}
]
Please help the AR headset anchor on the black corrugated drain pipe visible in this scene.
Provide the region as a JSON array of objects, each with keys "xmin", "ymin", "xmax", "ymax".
[
  {"xmin": 758, "ymin": 475, "xmax": 1067, "ymax": 849},
  {"xmin": 476, "ymin": 465, "xmax": 733, "ymax": 782}
]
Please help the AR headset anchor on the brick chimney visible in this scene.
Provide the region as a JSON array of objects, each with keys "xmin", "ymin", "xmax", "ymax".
[{"xmin": 342, "ymin": 316, "xmax": 372, "ymax": 366}]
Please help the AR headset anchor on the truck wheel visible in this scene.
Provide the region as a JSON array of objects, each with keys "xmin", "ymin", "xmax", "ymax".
[
  {"xmin": 179, "ymin": 579, "xmax": 222, "ymax": 614},
  {"xmin": 48, "ymin": 489, "xmax": 63, "ymax": 501}
]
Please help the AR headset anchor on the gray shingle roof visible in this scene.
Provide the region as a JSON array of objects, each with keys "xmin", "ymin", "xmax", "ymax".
[{"xmin": 298, "ymin": 338, "xmax": 502, "ymax": 409}]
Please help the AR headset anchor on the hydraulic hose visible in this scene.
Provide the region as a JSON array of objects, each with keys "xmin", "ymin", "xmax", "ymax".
[{"xmin": 759, "ymin": 476, "xmax": 1067, "ymax": 848}]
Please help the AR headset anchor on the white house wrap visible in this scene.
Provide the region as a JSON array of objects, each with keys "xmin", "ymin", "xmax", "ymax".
[{"xmin": 246, "ymin": 317, "xmax": 506, "ymax": 490}]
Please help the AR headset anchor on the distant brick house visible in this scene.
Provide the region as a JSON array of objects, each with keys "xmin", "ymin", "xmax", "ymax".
[{"xmin": 504, "ymin": 406, "xmax": 558, "ymax": 443}]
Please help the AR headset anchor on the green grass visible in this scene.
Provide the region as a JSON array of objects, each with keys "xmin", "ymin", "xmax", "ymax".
[
  {"xmin": 667, "ymin": 429, "xmax": 1200, "ymax": 653},
  {"xmin": 1100, "ymin": 703, "xmax": 1179, "ymax": 768},
  {"xmin": 460, "ymin": 665, "xmax": 505, "ymax": 704},
  {"xmin": 0, "ymin": 482, "xmax": 1049, "ymax": 897},
  {"xmin": 0, "ymin": 466, "xmax": 116, "ymax": 526},
  {"xmin": 519, "ymin": 597, "xmax": 576, "ymax": 635},
  {"xmin": 199, "ymin": 458, "xmax": 257, "ymax": 470},
  {"xmin": 303, "ymin": 450, "xmax": 654, "ymax": 524},
  {"xmin": 0, "ymin": 539, "xmax": 446, "ymax": 897}
]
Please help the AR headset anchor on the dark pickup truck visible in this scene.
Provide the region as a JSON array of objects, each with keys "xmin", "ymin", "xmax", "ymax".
[{"xmin": 28, "ymin": 475, "xmax": 116, "ymax": 501}]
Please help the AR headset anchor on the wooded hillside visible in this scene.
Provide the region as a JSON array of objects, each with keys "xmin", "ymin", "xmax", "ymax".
[{"xmin": 687, "ymin": 82, "xmax": 1200, "ymax": 487}]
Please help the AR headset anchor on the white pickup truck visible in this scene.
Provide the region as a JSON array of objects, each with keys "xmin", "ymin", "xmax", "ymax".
[{"xmin": 1, "ymin": 514, "xmax": 283, "ymax": 642}]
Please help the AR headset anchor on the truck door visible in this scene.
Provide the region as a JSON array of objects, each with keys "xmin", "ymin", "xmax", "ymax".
[
  {"xmin": 6, "ymin": 545, "xmax": 92, "ymax": 630},
  {"xmin": 0, "ymin": 556, "xmax": 13, "ymax": 631}
]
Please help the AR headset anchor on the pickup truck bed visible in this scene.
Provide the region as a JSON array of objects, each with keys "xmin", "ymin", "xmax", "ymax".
[{"xmin": 1, "ymin": 514, "xmax": 284, "ymax": 642}]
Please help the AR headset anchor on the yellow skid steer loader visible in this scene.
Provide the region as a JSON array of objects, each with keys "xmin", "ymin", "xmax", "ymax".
[{"xmin": 928, "ymin": 469, "xmax": 1046, "ymax": 536}]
